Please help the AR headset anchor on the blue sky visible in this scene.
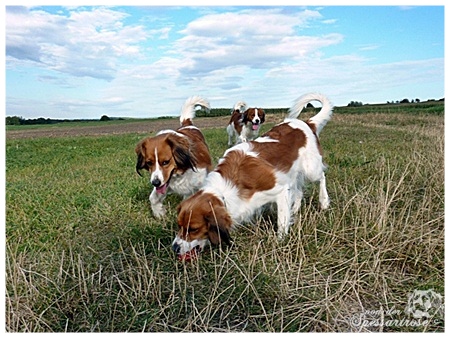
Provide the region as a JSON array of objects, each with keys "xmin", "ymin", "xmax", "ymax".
[{"xmin": 4, "ymin": 2, "xmax": 445, "ymax": 119}]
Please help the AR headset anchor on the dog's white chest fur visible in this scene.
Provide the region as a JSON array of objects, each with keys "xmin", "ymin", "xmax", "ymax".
[{"xmin": 170, "ymin": 167, "xmax": 208, "ymax": 197}]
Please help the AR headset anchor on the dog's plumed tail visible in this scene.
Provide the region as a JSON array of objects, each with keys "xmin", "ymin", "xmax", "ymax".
[
  {"xmin": 289, "ymin": 93, "xmax": 333, "ymax": 135},
  {"xmin": 179, "ymin": 96, "xmax": 210, "ymax": 126},
  {"xmin": 232, "ymin": 101, "xmax": 247, "ymax": 113}
]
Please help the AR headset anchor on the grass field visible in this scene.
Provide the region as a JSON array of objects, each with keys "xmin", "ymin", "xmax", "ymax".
[{"xmin": 5, "ymin": 102, "xmax": 445, "ymax": 332}]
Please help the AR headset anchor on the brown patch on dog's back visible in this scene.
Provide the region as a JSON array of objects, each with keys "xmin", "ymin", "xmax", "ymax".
[
  {"xmin": 251, "ymin": 123, "xmax": 307, "ymax": 173},
  {"xmin": 217, "ymin": 150, "xmax": 276, "ymax": 200}
]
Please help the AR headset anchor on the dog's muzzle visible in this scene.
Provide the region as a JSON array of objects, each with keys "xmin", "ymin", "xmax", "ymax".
[{"xmin": 252, "ymin": 120, "xmax": 260, "ymax": 130}]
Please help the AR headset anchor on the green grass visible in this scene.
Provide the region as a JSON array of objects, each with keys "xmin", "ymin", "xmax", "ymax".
[
  {"xmin": 5, "ymin": 107, "xmax": 444, "ymax": 332},
  {"xmin": 5, "ymin": 117, "xmax": 175, "ymax": 131}
]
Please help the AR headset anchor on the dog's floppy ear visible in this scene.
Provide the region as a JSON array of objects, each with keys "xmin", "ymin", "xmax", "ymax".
[
  {"xmin": 135, "ymin": 141, "xmax": 148, "ymax": 176},
  {"xmin": 242, "ymin": 109, "xmax": 250, "ymax": 124},
  {"xmin": 205, "ymin": 203, "xmax": 232, "ymax": 246},
  {"xmin": 166, "ymin": 134, "xmax": 198, "ymax": 171},
  {"xmin": 259, "ymin": 109, "xmax": 266, "ymax": 124}
]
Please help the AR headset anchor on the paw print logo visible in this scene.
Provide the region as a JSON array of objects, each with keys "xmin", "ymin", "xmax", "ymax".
[{"xmin": 405, "ymin": 289, "xmax": 444, "ymax": 320}]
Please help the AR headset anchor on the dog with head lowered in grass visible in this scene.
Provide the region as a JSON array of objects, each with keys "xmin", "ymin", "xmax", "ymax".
[{"xmin": 173, "ymin": 93, "xmax": 333, "ymax": 261}]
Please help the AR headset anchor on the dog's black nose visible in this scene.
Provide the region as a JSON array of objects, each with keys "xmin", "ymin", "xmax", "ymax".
[
  {"xmin": 254, "ymin": 119, "xmax": 260, "ymax": 124},
  {"xmin": 172, "ymin": 243, "xmax": 180, "ymax": 253},
  {"xmin": 151, "ymin": 178, "xmax": 161, "ymax": 187}
]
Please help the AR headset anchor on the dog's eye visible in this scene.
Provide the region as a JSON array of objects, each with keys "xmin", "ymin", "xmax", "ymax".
[
  {"xmin": 146, "ymin": 161, "xmax": 153, "ymax": 167},
  {"xmin": 188, "ymin": 228, "xmax": 198, "ymax": 234},
  {"xmin": 161, "ymin": 160, "xmax": 170, "ymax": 166}
]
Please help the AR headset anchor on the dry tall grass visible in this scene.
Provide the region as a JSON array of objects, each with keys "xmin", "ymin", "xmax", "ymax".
[{"xmin": 5, "ymin": 110, "xmax": 444, "ymax": 332}]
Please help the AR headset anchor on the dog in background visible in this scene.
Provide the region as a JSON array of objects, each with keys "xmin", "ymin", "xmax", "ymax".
[
  {"xmin": 173, "ymin": 93, "xmax": 333, "ymax": 260},
  {"xmin": 227, "ymin": 101, "xmax": 265, "ymax": 146},
  {"xmin": 135, "ymin": 96, "xmax": 213, "ymax": 218}
]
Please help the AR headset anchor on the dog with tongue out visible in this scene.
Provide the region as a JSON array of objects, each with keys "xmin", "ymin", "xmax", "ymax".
[
  {"xmin": 135, "ymin": 96, "xmax": 213, "ymax": 218},
  {"xmin": 226, "ymin": 103, "xmax": 266, "ymax": 146}
]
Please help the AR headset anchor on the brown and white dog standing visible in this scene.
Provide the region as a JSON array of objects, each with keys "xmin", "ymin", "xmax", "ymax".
[
  {"xmin": 173, "ymin": 93, "xmax": 333, "ymax": 259},
  {"xmin": 227, "ymin": 101, "xmax": 265, "ymax": 146},
  {"xmin": 135, "ymin": 96, "xmax": 213, "ymax": 218}
]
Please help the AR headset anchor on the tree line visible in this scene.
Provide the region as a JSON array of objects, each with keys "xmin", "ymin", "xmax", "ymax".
[
  {"xmin": 347, "ymin": 98, "xmax": 424, "ymax": 107},
  {"xmin": 5, "ymin": 115, "xmax": 124, "ymax": 126},
  {"xmin": 6, "ymin": 98, "xmax": 443, "ymax": 125}
]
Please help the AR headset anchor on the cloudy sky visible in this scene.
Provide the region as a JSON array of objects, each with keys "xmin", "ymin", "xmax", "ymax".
[{"xmin": 4, "ymin": 2, "xmax": 445, "ymax": 119}]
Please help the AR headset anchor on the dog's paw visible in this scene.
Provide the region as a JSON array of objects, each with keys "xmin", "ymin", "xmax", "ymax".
[
  {"xmin": 319, "ymin": 197, "xmax": 330, "ymax": 210},
  {"xmin": 151, "ymin": 204, "xmax": 166, "ymax": 218}
]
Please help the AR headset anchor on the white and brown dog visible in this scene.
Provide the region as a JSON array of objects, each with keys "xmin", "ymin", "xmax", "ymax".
[
  {"xmin": 135, "ymin": 96, "xmax": 213, "ymax": 218},
  {"xmin": 173, "ymin": 93, "xmax": 333, "ymax": 260},
  {"xmin": 227, "ymin": 101, "xmax": 266, "ymax": 146}
]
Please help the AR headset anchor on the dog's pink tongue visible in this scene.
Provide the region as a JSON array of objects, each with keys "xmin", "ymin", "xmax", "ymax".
[
  {"xmin": 252, "ymin": 124, "xmax": 259, "ymax": 131},
  {"xmin": 156, "ymin": 183, "xmax": 168, "ymax": 195}
]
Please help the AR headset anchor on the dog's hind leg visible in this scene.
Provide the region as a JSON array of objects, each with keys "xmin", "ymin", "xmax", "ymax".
[
  {"xmin": 276, "ymin": 187, "xmax": 292, "ymax": 239},
  {"xmin": 318, "ymin": 172, "xmax": 330, "ymax": 210},
  {"xmin": 292, "ymin": 175, "xmax": 305, "ymax": 215}
]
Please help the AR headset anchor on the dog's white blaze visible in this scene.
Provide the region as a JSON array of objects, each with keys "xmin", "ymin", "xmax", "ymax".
[
  {"xmin": 252, "ymin": 109, "xmax": 260, "ymax": 124},
  {"xmin": 151, "ymin": 147, "xmax": 164, "ymax": 184}
]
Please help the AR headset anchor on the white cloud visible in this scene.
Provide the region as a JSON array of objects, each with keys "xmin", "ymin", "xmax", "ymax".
[
  {"xmin": 181, "ymin": 8, "xmax": 308, "ymax": 37},
  {"xmin": 5, "ymin": 6, "xmax": 444, "ymax": 119},
  {"xmin": 358, "ymin": 44, "xmax": 381, "ymax": 51},
  {"xmin": 170, "ymin": 8, "xmax": 343, "ymax": 80},
  {"xmin": 322, "ymin": 19, "xmax": 337, "ymax": 24},
  {"xmin": 6, "ymin": 6, "xmax": 148, "ymax": 81},
  {"xmin": 148, "ymin": 27, "xmax": 172, "ymax": 39}
]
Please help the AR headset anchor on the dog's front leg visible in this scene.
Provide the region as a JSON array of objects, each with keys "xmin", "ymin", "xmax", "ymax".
[
  {"xmin": 227, "ymin": 127, "xmax": 234, "ymax": 146},
  {"xmin": 149, "ymin": 188, "xmax": 167, "ymax": 218},
  {"xmin": 276, "ymin": 187, "xmax": 292, "ymax": 239}
]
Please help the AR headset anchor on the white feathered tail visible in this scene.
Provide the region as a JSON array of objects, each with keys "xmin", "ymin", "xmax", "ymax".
[
  {"xmin": 232, "ymin": 101, "xmax": 247, "ymax": 113},
  {"xmin": 179, "ymin": 96, "xmax": 210, "ymax": 125},
  {"xmin": 288, "ymin": 93, "xmax": 333, "ymax": 135}
]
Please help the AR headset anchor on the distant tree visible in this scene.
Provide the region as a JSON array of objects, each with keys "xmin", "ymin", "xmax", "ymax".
[
  {"xmin": 6, "ymin": 116, "xmax": 22, "ymax": 125},
  {"xmin": 415, "ymin": 98, "xmax": 420, "ymax": 103},
  {"xmin": 306, "ymin": 103, "xmax": 315, "ymax": 108},
  {"xmin": 347, "ymin": 101, "xmax": 363, "ymax": 107},
  {"xmin": 100, "ymin": 115, "xmax": 110, "ymax": 121},
  {"xmin": 400, "ymin": 98, "xmax": 410, "ymax": 104}
]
